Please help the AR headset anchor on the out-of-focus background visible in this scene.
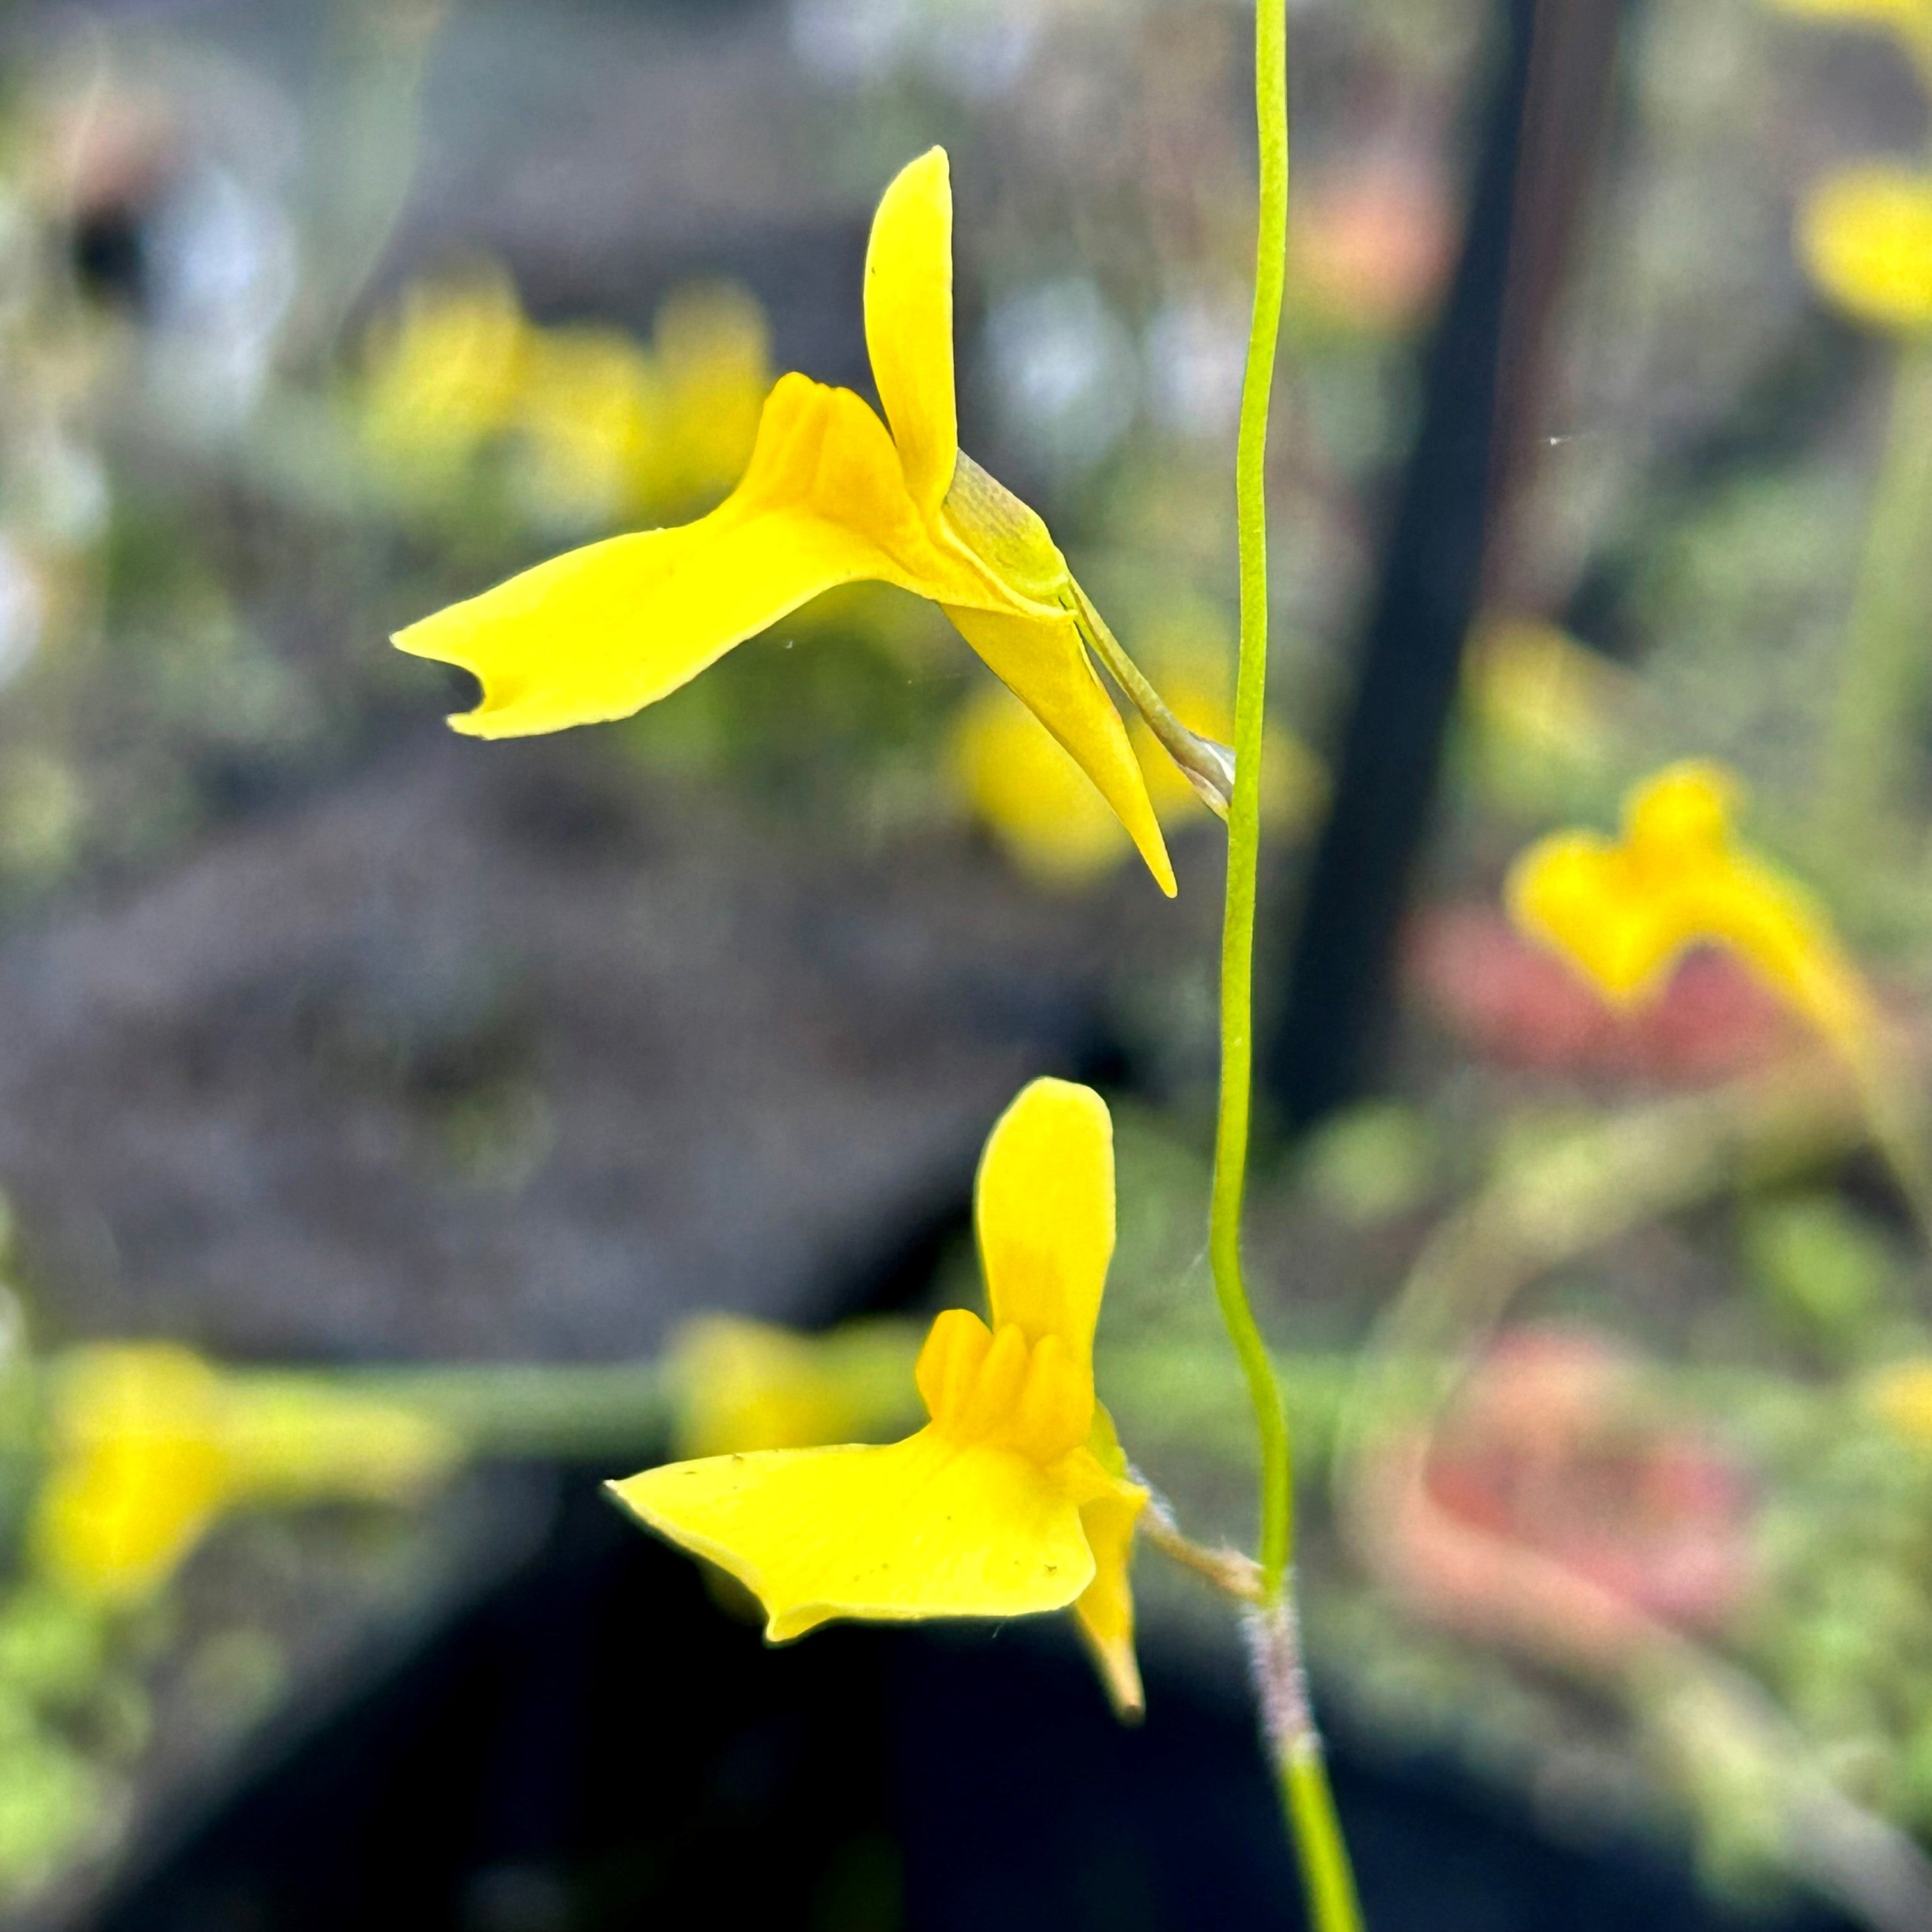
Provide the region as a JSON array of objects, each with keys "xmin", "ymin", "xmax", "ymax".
[{"xmin": 0, "ymin": 0, "xmax": 1928, "ymax": 1926}]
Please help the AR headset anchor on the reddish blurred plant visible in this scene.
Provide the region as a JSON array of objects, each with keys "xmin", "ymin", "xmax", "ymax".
[
  {"xmin": 1410, "ymin": 905, "xmax": 1804, "ymax": 1082},
  {"xmin": 1361, "ymin": 1326, "xmax": 1756, "ymax": 1669}
]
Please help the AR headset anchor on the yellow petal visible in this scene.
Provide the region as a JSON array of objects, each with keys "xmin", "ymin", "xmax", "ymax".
[
  {"xmin": 1800, "ymin": 167, "xmax": 1932, "ymax": 333},
  {"xmin": 1685, "ymin": 859, "xmax": 1876, "ymax": 1052},
  {"xmin": 611, "ymin": 1427, "xmax": 1094, "ymax": 1641},
  {"xmin": 395, "ymin": 373, "xmax": 997, "ymax": 737},
  {"xmin": 976, "ymin": 1078, "xmax": 1116, "ymax": 1368},
  {"xmin": 1763, "ymin": 0, "xmax": 1929, "ymax": 22},
  {"xmin": 1506, "ymin": 832, "xmax": 1678, "ymax": 1006},
  {"xmin": 864, "ymin": 148, "xmax": 958, "ymax": 514},
  {"xmin": 1071, "ymin": 1404, "xmax": 1147, "ymax": 1719},
  {"xmin": 945, "ymin": 602, "xmax": 1176, "ymax": 896}
]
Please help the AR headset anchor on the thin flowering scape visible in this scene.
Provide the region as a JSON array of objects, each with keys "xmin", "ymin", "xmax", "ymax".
[
  {"xmin": 611, "ymin": 1077, "xmax": 1151, "ymax": 1717},
  {"xmin": 395, "ymin": 150, "xmax": 1232, "ymax": 898}
]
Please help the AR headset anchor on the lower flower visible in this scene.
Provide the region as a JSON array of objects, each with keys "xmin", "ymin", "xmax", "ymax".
[{"xmin": 610, "ymin": 1077, "xmax": 1150, "ymax": 1716}]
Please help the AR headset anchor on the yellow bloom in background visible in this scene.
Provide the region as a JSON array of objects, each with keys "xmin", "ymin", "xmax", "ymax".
[
  {"xmin": 1462, "ymin": 617, "xmax": 1629, "ymax": 814},
  {"xmin": 1799, "ymin": 167, "xmax": 1932, "ymax": 333},
  {"xmin": 514, "ymin": 323, "xmax": 663, "ymax": 528},
  {"xmin": 1465, "ymin": 618, "xmax": 1621, "ymax": 772},
  {"xmin": 363, "ymin": 263, "xmax": 772, "ymax": 530},
  {"xmin": 396, "ymin": 148, "xmax": 1222, "ymax": 897},
  {"xmin": 1764, "ymin": 0, "xmax": 1928, "ymax": 19},
  {"xmin": 613, "ymin": 1078, "xmax": 1151, "ymax": 1717},
  {"xmin": 1866, "ymin": 1358, "xmax": 1932, "ymax": 1442},
  {"xmin": 33, "ymin": 1344, "xmax": 460, "ymax": 1603},
  {"xmin": 643, "ymin": 284, "xmax": 772, "ymax": 509},
  {"xmin": 670, "ymin": 1314, "xmax": 920, "ymax": 1460},
  {"xmin": 1761, "ymin": 0, "xmax": 1932, "ymax": 70},
  {"xmin": 951, "ymin": 682, "xmax": 1140, "ymax": 887},
  {"xmin": 1506, "ymin": 761, "xmax": 1876, "ymax": 1055},
  {"xmin": 360, "ymin": 263, "xmax": 530, "ymax": 482}
]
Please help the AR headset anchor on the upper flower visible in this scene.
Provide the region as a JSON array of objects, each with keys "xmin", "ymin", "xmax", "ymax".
[
  {"xmin": 611, "ymin": 1077, "xmax": 1151, "ymax": 1716},
  {"xmin": 1505, "ymin": 761, "xmax": 1874, "ymax": 1056},
  {"xmin": 394, "ymin": 150, "xmax": 1228, "ymax": 897}
]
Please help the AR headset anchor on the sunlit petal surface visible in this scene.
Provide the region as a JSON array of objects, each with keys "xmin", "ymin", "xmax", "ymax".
[
  {"xmin": 611, "ymin": 1429, "xmax": 1094, "ymax": 1641},
  {"xmin": 976, "ymin": 1077, "xmax": 1117, "ymax": 1364},
  {"xmin": 864, "ymin": 146, "xmax": 959, "ymax": 516}
]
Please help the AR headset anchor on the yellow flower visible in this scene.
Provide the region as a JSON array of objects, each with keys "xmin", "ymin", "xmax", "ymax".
[
  {"xmin": 641, "ymin": 284, "xmax": 772, "ymax": 509},
  {"xmin": 395, "ymin": 149, "xmax": 1222, "ymax": 897},
  {"xmin": 1867, "ymin": 1358, "xmax": 1932, "ymax": 1441},
  {"xmin": 670, "ymin": 1315, "xmax": 921, "ymax": 1459},
  {"xmin": 360, "ymin": 263, "xmax": 530, "ymax": 481},
  {"xmin": 1506, "ymin": 761, "xmax": 1874, "ymax": 1054},
  {"xmin": 33, "ymin": 1345, "xmax": 459, "ymax": 1603},
  {"xmin": 1799, "ymin": 167, "xmax": 1932, "ymax": 333},
  {"xmin": 1763, "ymin": 0, "xmax": 1932, "ymax": 29},
  {"xmin": 1465, "ymin": 618, "xmax": 1621, "ymax": 770},
  {"xmin": 950, "ymin": 682, "xmax": 1140, "ymax": 887},
  {"xmin": 612, "ymin": 1077, "xmax": 1151, "ymax": 1716},
  {"xmin": 514, "ymin": 323, "xmax": 663, "ymax": 527},
  {"xmin": 1765, "ymin": 0, "xmax": 1926, "ymax": 17}
]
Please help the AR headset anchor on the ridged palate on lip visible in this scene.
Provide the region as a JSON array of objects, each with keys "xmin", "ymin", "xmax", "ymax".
[{"xmin": 914, "ymin": 1311, "xmax": 1091, "ymax": 1459}]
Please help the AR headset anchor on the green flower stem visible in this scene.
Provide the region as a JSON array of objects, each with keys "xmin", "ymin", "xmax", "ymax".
[
  {"xmin": 1214, "ymin": 0, "xmax": 1362, "ymax": 1923},
  {"xmin": 1817, "ymin": 344, "xmax": 1932, "ymax": 863},
  {"xmin": 1216, "ymin": 0, "xmax": 1291, "ymax": 1617}
]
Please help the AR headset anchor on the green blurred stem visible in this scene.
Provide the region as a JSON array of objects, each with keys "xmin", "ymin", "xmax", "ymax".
[
  {"xmin": 1817, "ymin": 345, "xmax": 1932, "ymax": 861},
  {"xmin": 1213, "ymin": 0, "xmax": 1362, "ymax": 1924},
  {"xmin": 244, "ymin": 1361, "xmax": 670, "ymax": 1461}
]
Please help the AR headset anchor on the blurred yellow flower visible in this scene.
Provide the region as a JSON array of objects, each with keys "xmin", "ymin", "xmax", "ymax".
[
  {"xmin": 951, "ymin": 683, "xmax": 1140, "ymax": 886},
  {"xmin": 643, "ymin": 284, "xmax": 773, "ymax": 509},
  {"xmin": 34, "ymin": 1345, "xmax": 459, "ymax": 1603},
  {"xmin": 396, "ymin": 148, "xmax": 1222, "ymax": 896},
  {"xmin": 1799, "ymin": 167, "xmax": 1932, "ymax": 333},
  {"xmin": 1466, "ymin": 619, "xmax": 1621, "ymax": 770},
  {"xmin": 1507, "ymin": 761, "xmax": 1875, "ymax": 1055},
  {"xmin": 1866, "ymin": 1358, "xmax": 1932, "ymax": 1441},
  {"xmin": 1765, "ymin": 0, "xmax": 1928, "ymax": 19},
  {"xmin": 364, "ymin": 264, "xmax": 772, "ymax": 530},
  {"xmin": 613, "ymin": 1078, "xmax": 1151, "ymax": 1717},
  {"xmin": 360, "ymin": 263, "xmax": 530, "ymax": 482},
  {"xmin": 514, "ymin": 323, "xmax": 662, "ymax": 527},
  {"xmin": 670, "ymin": 1314, "xmax": 920, "ymax": 1460},
  {"xmin": 1762, "ymin": 0, "xmax": 1932, "ymax": 44},
  {"xmin": 952, "ymin": 622, "xmax": 1322, "ymax": 888}
]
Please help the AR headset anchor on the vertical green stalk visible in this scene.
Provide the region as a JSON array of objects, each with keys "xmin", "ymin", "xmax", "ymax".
[
  {"xmin": 1816, "ymin": 344, "xmax": 1932, "ymax": 862},
  {"xmin": 1212, "ymin": 3, "xmax": 1364, "ymax": 1926},
  {"xmin": 1214, "ymin": 0, "xmax": 1292, "ymax": 1621}
]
